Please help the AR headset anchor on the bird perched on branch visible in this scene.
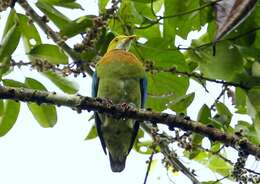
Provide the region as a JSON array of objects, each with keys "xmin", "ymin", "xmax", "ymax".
[{"xmin": 92, "ymin": 35, "xmax": 147, "ymax": 172}]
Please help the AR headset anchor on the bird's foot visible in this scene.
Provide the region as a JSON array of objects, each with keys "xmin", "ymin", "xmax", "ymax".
[{"xmin": 121, "ymin": 102, "xmax": 136, "ymax": 111}]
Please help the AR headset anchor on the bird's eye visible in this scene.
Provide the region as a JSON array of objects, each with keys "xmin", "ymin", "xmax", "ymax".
[{"xmin": 115, "ymin": 38, "xmax": 119, "ymax": 42}]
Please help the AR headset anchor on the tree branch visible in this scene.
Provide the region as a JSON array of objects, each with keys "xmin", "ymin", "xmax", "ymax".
[
  {"xmin": 145, "ymin": 64, "xmax": 249, "ymax": 89},
  {"xmin": 17, "ymin": 0, "xmax": 93, "ymax": 76},
  {"xmin": 141, "ymin": 124, "xmax": 201, "ymax": 183},
  {"xmin": 137, "ymin": 0, "xmax": 222, "ymax": 29},
  {"xmin": 0, "ymin": 85, "xmax": 260, "ymax": 159}
]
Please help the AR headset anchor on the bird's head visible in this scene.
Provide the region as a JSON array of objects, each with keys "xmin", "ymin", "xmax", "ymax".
[{"xmin": 106, "ymin": 35, "xmax": 137, "ymax": 53}]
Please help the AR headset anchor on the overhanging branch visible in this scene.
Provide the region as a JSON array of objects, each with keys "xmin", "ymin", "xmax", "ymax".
[{"xmin": 0, "ymin": 85, "xmax": 259, "ymax": 158}]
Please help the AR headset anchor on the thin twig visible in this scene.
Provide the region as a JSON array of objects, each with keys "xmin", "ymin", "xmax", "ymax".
[
  {"xmin": 146, "ymin": 65, "xmax": 248, "ymax": 89},
  {"xmin": 137, "ymin": 0, "xmax": 222, "ymax": 29},
  {"xmin": 137, "ymin": 25, "xmax": 260, "ymax": 54},
  {"xmin": 143, "ymin": 151, "xmax": 155, "ymax": 184},
  {"xmin": 210, "ymin": 85, "xmax": 228, "ymax": 110},
  {"xmin": 212, "ymin": 175, "xmax": 229, "ymax": 184}
]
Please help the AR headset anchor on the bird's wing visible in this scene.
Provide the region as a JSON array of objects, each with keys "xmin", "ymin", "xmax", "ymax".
[
  {"xmin": 140, "ymin": 76, "xmax": 148, "ymax": 108},
  {"xmin": 128, "ymin": 76, "xmax": 148, "ymax": 153},
  {"xmin": 92, "ymin": 72, "xmax": 107, "ymax": 154},
  {"xmin": 91, "ymin": 71, "xmax": 99, "ymax": 97}
]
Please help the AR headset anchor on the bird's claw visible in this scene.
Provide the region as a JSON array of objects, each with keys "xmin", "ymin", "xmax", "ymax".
[{"xmin": 121, "ymin": 102, "xmax": 136, "ymax": 111}]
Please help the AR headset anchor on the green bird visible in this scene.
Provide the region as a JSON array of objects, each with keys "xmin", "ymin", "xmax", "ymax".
[{"xmin": 92, "ymin": 35, "xmax": 147, "ymax": 172}]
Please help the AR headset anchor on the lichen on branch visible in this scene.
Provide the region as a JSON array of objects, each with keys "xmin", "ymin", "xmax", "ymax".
[{"xmin": 0, "ymin": 85, "xmax": 260, "ymax": 159}]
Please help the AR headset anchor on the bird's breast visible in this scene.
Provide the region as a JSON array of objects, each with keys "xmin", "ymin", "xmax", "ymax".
[
  {"xmin": 96, "ymin": 50, "xmax": 145, "ymax": 79},
  {"xmin": 97, "ymin": 77, "xmax": 141, "ymax": 107}
]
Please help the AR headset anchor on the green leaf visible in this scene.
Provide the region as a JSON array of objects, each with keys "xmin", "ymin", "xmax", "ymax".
[
  {"xmin": 3, "ymin": 9, "xmax": 17, "ymax": 37},
  {"xmin": 136, "ymin": 128, "xmax": 144, "ymax": 140},
  {"xmin": 0, "ymin": 100, "xmax": 4, "ymax": 116},
  {"xmin": 0, "ymin": 23, "xmax": 21, "ymax": 59},
  {"xmin": 163, "ymin": 0, "xmax": 201, "ymax": 40},
  {"xmin": 237, "ymin": 46, "xmax": 260, "ymax": 63},
  {"xmin": 43, "ymin": 71, "xmax": 79, "ymax": 94},
  {"xmin": 38, "ymin": 0, "xmax": 82, "ymax": 9},
  {"xmin": 146, "ymin": 73, "xmax": 189, "ymax": 111},
  {"xmin": 17, "ymin": 13, "xmax": 42, "ymax": 52},
  {"xmin": 25, "ymin": 78, "xmax": 57, "ymax": 128},
  {"xmin": 118, "ymin": 0, "xmax": 143, "ymax": 27},
  {"xmin": 235, "ymin": 120, "xmax": 260, "ymax": 145},
  {"xmin": 188, "ymin": 40, "xmax": 245, "ymax": 81},
  {"xmin": 235, "ymin": 87, "xmax": 247, "ymax": 114},
  {"xmin": 252, "ymin": 62, "xmax": 260, "ymax": 77},
  {"xmin": 27, "ymin": 103, "xmax": 57, "ymax": 128},
  {"xmin": 197, "ymin": 104, "xmax": 211, "ymax": 124},
  {"xmin": 190, "ymin": 104, "xmax": 212, "ymax": 158},
  {"xmin": 215, "ymin": 102, "xmax": 232, "ymax": 124},
  {"xmin": 28, "ymin": 44, "xmax": 68, "ymax": 64},
  {"xmin": 0, "ymin": 57, "xmax": 11, "ymax": 79},
  {"xmin": 36, "ymin": 1, "xmax": 70, "ymax": 29},
  {"xmin": 134, "ymin": 129, "xmax": 159, "ymax": 154},
  {"xmin": 98, "ymin": 0, "xmax": 109, "ymax": 12},
  {"xmin": 136, "ymin": 38, "xmax": 186, "ymax": 70},
  {"xmin": 2, "ymin": 79, "xmax": 26, "ymax": 88},
  {"xmin": 235, "ymin": 121, "xmax": 251, "ymax": 135},
  {"xmin": 0, "ymin": 10, "xmax": 19, "ymax": 78},
  {"xmin": 60, "ymin": 16, "xmax": 93, "ymax": 38},
  {"xmin": 131, "ymin": 0, "xmax": 160, "ymax": 3},
  {"xmin": 208, "ymin": 155, "xmax": 232, "ymax": 177},
  {"xmin": 168, "ymin": 92, "xmax": 195, "ymax": 113},
  {"xmin": 0, "ymin": 100, "xmax": 20, "ymax": 137},
  {"xmin": 55, "ymin": 2, "xmax": 83, "ymax": 9},
  {"xmin": 208, "ymin": 115, "xmax": 227, "ymax": 129},
  {"xmin": 247, "ymin": 87, "xmax": 260, "ymax": 116},
  {"xmin": 133, "ymin": 0, "xmax": 162, "ymax": 18},
  {"xmin": 25, "ymin": 78, "xmax": 47, "ymax": 90},
  {"xmin": 0, "ymin": 19, "xmax": 20, "ymax": 78},
  {"xmin": 95, "ymin": 32, "xmax": 115, "ymax": 56},
  {"xmin": 135, "ymin": 22, "xmax": 161, "ymax": 40},
  {"xmin": 211, "ymin": 143, "xmax": 221, "ymax": 153},
  {"xmin": 186, "ymin": 151, "xmax": 232, "ymax": 178},
  {"xmin": 85, "ymin": 125, "xmax": 97, "ymax": 140},
  {"xmin": 134, "ymin": 140, "xmax": 154, "ymax": 154},
  {"xmin": 80, "ymin": 50, "xmax": 97, "ymax": 61},
  {"xmin": 163, "ymin": 0, "xmax": 176, "ymax": 43},
  {"xmin": 38, "ymin": 0, "xmax": 75, "ymax": 4},
  {"xmin": 201, "ymin": 181, "xmax": 221, "ymax": 184}
]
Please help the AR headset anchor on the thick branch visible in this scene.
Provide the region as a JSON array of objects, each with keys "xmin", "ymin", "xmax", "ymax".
[{"xmin": 0, "ymin": 85, "xmax": 260, "ymax": 158}]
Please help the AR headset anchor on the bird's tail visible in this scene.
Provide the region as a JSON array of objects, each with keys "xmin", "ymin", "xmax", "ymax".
[{"xmin": 109, "ymin": 153, "xmax": 126, "ymax": 172}]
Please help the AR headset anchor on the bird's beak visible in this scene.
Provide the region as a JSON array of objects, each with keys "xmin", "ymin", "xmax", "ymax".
[{"xmin": 127, "ymin": 35, "xmax": 137, "ymax": 41}]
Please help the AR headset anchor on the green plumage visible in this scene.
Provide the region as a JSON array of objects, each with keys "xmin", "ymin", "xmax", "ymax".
[{"xmin": 95, "ymin": 49, "xmax": 146, "ymax": 172}]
